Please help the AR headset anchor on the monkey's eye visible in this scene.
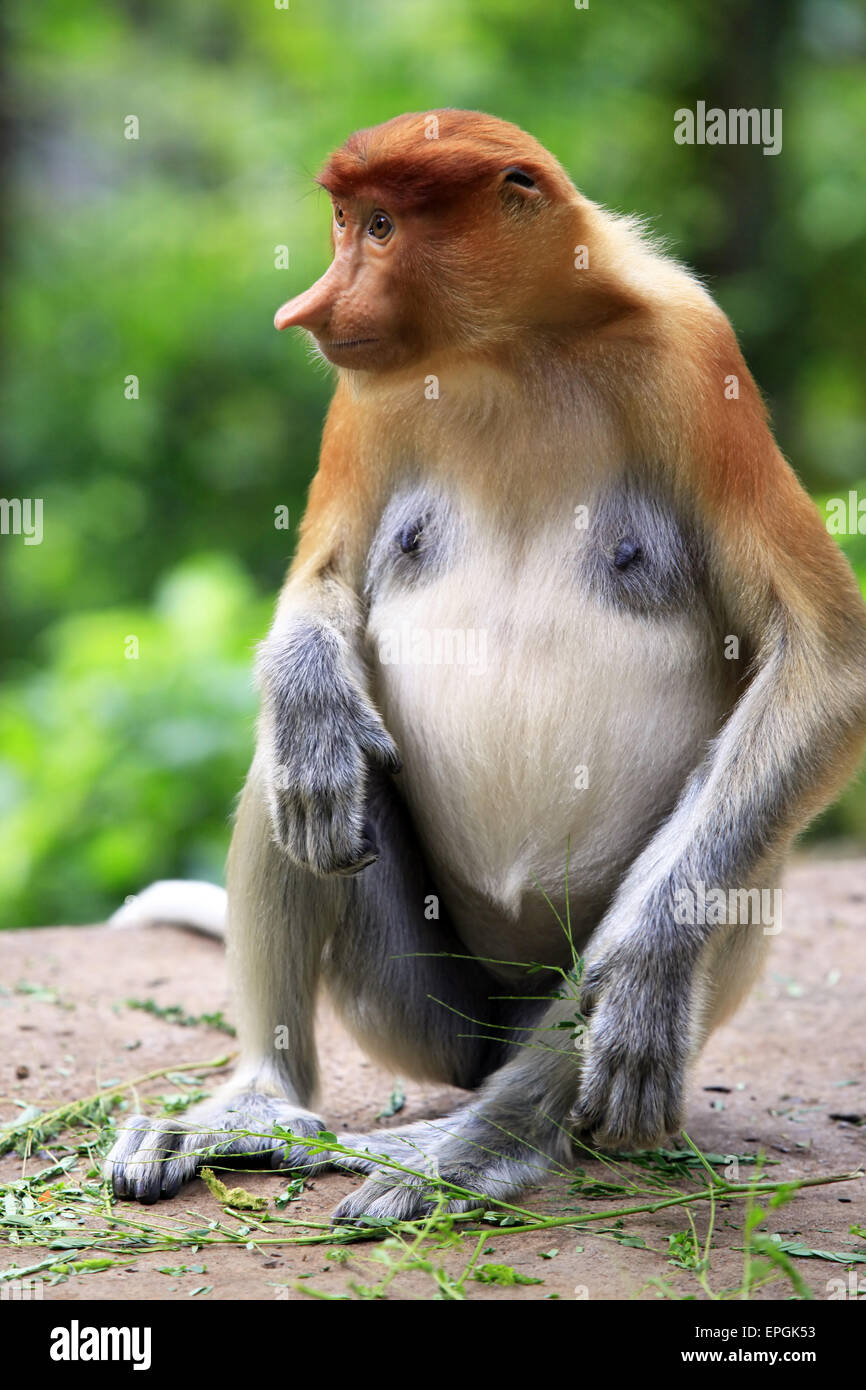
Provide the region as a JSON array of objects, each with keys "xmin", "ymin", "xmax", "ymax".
[
  {"xmin": 368, "ymin": 211, "xmax": 394, "ymax": 242},
  {"xmin": 334, "ymin": 205, "xmax": 347, "ymax": 229}
]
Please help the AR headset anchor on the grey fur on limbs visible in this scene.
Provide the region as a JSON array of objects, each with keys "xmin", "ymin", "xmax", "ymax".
[{"xmin": 104, "ymin": 765, "xmax": 561, "ymax": 1211}]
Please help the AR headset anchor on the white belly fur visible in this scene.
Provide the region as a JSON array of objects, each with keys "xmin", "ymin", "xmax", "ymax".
[{"xmin": 366, "ymin": 517, "xmax": 729, "ymax": 969}]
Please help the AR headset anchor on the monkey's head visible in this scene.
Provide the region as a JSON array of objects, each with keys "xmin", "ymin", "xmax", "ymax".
[{"xmin": 274, "ymin": 110, "xmax": 591, "ymax": 372}]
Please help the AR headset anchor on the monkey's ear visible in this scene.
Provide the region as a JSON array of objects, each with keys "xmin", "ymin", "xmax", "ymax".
[
  {"xmin": 502, "ymin": 166, "xmax": 537, "ymax": 189},
  {"xmin": 499, "ymin": 165, "xmax": 544, "ymax": 208}
]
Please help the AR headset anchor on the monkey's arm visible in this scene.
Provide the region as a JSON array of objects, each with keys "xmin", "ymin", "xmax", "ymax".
[
  {"xmin": 256, "ymin": 387, "xmax": 399, "ymax": 875},
  {"xmin": 573, "ymin": 428, "xmax": 866, "ymax": 1147}
]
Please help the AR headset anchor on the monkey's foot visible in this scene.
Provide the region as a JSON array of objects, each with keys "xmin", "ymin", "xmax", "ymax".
[
  {"xmin": 329, "ymin": 1108, "xmax": 572, "ymax": 1222},
  {"xmin": 104, "ymin": 1093, "xmax": 326, "ymax": 1204}
]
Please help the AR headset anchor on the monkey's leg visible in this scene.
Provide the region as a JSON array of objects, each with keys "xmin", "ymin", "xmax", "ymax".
[
  {"xmin": 105, "ymin": 763, "xmax": 517, "ymax": 1203},
  {"xmin": 104, "ymin": 758, "xmax": 336, "ymax": 1203},
  {"xmin": 328, "ymin": 910, "xmax": 775, "ymax": 1223},
  {"xmin": 323, "ymin": 766, "xmax": 528, "ymax": 1091},
  {"xmin": 329, "ymin": 1003, "xmax": 580, "ymax": 1222}
]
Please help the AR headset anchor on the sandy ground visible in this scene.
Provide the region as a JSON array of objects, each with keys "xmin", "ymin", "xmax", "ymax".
[{"xmin": 1, "ymin": 855, "xmax": 864, "ymax": 1302}]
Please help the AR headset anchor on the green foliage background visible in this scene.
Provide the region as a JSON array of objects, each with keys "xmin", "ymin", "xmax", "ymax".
[{"xmin": 2, "ymin": 0, "xmax": 865, "ymax": 926}]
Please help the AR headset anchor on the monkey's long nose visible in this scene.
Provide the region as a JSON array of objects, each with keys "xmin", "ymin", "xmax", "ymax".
[{"xmin": 274, "ymin": 264, "xmax": 341, "ymax": 333}]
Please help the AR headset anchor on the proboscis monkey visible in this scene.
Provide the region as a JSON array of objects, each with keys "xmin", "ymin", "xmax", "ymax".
[{"xmin": 106, "ymin": 111, "xmax": 866, "ymax": 1219}]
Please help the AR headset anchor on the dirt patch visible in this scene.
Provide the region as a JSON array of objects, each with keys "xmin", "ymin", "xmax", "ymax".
[{"xmin": 1, "ymin": 855, "xmax": 864, "ymax": 1301}]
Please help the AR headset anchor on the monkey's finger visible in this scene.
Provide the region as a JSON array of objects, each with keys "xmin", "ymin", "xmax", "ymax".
[
  {"xmin": 332, "ymin": 830, "xmax": 379, "ymax": 875},
  {"xmin": 348, "ymin": 816, "xmax": 378, "ymax": 862},
  {"xmin": 663, "ymin": 1087, "xmax": 685, "ymax": 1137},
  {"xmin": 605, "ymin": 1067, "xmax": 672, "ymax": 1149},
  {"xmin": 577, "ymin": 980, "xmax": 600, "ymax": 1015},
  {"xmin": 572, "ymin": 1056, "xmax": 615, "ymax": 1138},
  {"xmin": 277, "ymin": 798, "xmax": 308, "ymax": 864},
  {"xmin": 577, "ymin": 958, "xmax": 617, "ymax": 1015},
  {"xmin": 591, "ymin": 1066, "xmax": 648, "ymax": 1150},
  {"xmin": 302, "ymin": 792, "xmax": 377, "ymax": 875},
  {"xmin": 356, "ymin": 716, "xmax": 402, "ymax": 773}
]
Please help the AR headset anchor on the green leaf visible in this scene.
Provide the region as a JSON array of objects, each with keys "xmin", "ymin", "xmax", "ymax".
[
  {"xmin": 474, "ymin": 1263, "xmax": 544, "ymax": 1286},
  {"xmin": 199, "ymin": 1167, "xmax": 267, "ymax": 1211}
]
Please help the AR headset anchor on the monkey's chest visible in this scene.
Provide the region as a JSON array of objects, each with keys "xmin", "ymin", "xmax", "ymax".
[{"xmin": 363, "ymin": 485, "xmax": 730, "ymax": 957}]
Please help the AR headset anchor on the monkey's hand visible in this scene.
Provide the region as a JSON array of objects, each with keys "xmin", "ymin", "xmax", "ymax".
[
  {"xmin": 257, "ymin": 625, "xmax": 401, "ymax": 876},
  {"xmin": 573, "ymin": 941, "xmax": 693, "ymax": 1148}
]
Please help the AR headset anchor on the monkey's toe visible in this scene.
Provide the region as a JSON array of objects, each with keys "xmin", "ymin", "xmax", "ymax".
[
  {"xmin": 104, "ymin": 1098, "xmax": 329, "ymax": 1203},
  {"xmin": 104, "ymin": 1115, "xmax": 194, "ymax": 1203},
  {"xmin": 331, "ymin": 1167, "xmax": 483, "ymax": 1224},
  {"xmin": 330, "ymin": 1130, "xmax": 554, "ymax": 1224}
]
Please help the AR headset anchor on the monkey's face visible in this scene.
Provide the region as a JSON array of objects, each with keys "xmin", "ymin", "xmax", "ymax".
[
  {"xmin": 273, "ymin": 185, "xmax": 579, "ymax": 371},
  {"xmin": 273, "ymin": 112, "xmax": 591, "ymax": 371},
  {"xmin": 273, "ymin": 197, "xmax": 426, "ymax": 371}
]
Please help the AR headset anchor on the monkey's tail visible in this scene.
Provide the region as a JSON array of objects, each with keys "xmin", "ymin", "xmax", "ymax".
[{"xmin": 108, "ymin": 880, "xmax": 227, "ymax": 941}]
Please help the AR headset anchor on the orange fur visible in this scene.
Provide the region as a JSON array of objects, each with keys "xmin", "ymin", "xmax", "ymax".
[{"xmin": 279, "ymin": 109, "xmax": 866, "ymax": 809}]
